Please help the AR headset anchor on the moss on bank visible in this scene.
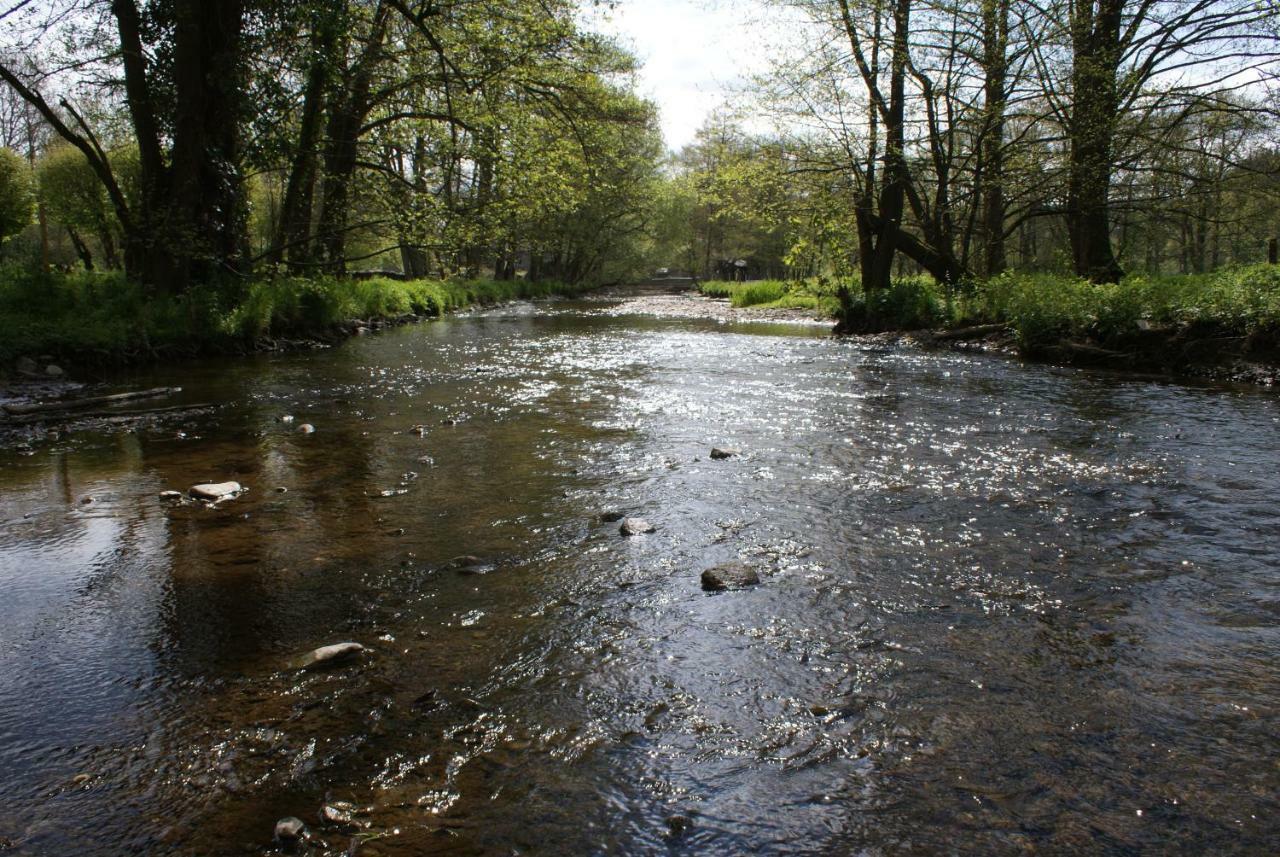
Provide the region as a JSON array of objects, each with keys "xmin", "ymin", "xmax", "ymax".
[{"xmin": 0, "ymin": 270, "xmax": 593, "ymax": 366}]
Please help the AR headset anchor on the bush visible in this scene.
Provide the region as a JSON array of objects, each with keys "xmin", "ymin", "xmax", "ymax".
[{"xmin": 838, "ymin": 275, "xmax": 946, "ymax": 331}]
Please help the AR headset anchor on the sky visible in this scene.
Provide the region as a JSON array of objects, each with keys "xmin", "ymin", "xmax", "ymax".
[{"xmin": 582, "ymin": 0, "xmax": 780, "ymax": 152}]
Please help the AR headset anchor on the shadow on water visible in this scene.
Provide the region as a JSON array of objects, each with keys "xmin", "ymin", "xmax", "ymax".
[{"xmin": 0, "ymin": 298, "xmax": 1277, "ymax": 854}]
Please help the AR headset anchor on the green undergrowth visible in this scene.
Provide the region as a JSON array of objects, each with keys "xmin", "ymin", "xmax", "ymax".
[
  {"xmin": 959, "ymin": 266, "xmax": 1280, "ymax": 349},
  {"xmin": 0, "ymin": 268, "xmax": 592, "ymax": 365},
  {"xmin": 698, "ymin": 278, "xmax": 842, "ymax": 316},
  {"xmin": 699, "ymin": 264, "xmax": 1280, "ymax": 354}
]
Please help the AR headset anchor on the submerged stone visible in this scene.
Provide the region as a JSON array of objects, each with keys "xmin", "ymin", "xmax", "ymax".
[
  {"xmin": 701, "ymin": 562, "xmax": 761, "ymax": 591},
  {"xmin": 296, "ymin": 641, "xmax": 366, "ymax": 670},
  {"xmin": 710, "ymin": 447, "xmax": 740, "ymax": 460},
  {"xmin": 297, "ymin": 423, "xmax": 315, "ymax": 434},
  {"xmin": 598, "ymin": 510, "xmax": 626, "ymax": 522},
  {"xmin": 620, "ymin": 518, "xmax": 656, "ymax": 536}
]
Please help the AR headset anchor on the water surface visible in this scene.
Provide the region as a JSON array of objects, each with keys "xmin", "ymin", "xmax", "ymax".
[{"xmin": 1, "ymin": 295, "xmax": 1277, "ymax": 854}]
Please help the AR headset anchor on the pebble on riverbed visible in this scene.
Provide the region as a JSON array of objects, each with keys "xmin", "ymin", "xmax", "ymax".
[
  {"xmin": 701, "ymin": 562, "xmax": 761, "ymax": 591},
  {"xmin": 620, "ymin": 518, "xmax": 656, "ymax": 536},
  {"xmin": 297, "ymin": 423, "xmax": 315, "ymax": 434},
  {"xmin": 710, "ymin": 447, "xmax": 740, "ymax": 460}
]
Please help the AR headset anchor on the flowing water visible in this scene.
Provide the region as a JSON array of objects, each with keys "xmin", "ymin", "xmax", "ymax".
[{"xmin": 1, "ymin": 293, "xmax": 1277, "ymax": 855}]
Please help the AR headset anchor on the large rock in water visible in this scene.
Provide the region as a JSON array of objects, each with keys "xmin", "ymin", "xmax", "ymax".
[
  {"xmin": 274, "ymin": 816, "xmax": 307, "ymax": 844},
  {"xmin": 620, "ymin": 518, "xmax": 656, "ymax": 536},
  {"xmin": 701, "ymin": 562, "xmax": 761, "ymax": 591},
  {"xmin": 710, "ymin": 447, "xmax": 740, "ymax": 460},
  {"xmin": 189, "ymin": 481, "xmax": 242, "ymax": 501},
  {"xmin": 295, "ymin": 642, "xmax": 366, "ymax": 670}
]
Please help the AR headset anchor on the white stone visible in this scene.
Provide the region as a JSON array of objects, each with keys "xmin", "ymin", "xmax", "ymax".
[
  {"xmin": 296, "ymin": 642, "xmax": 366, "ymax": 670},
  {"xmin": 189, "ymin": 481, "xmax": 242, "ymax": 501}
]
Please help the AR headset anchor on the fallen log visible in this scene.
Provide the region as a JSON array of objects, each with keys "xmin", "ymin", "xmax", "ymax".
[
  {"xmin": 927, "ymin": 323, "xmax": 1010, "ymax": 343},
  {"xmin": 0, "ymin": 401, "xmax": 209, "ymax": 426},
  {"xmin": 1053, "ymin": 341, "xmax": 1132, "ymax": 361},
  {"xmin": 1, "ymin": 386, "xmax": 181, "ymax": 416}
]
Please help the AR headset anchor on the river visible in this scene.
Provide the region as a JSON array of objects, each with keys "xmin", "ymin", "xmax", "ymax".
[{"xmin": 1, "ymin": 292, "xmax": 1277, "ymax": 855}]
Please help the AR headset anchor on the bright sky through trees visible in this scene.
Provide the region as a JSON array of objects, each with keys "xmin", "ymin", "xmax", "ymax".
[{"xmin": 583, "ymin": 0, "xmax": 781, "ymax": 150}]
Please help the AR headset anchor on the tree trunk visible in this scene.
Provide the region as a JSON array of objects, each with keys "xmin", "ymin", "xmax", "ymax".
[
  {"xmin": 272, "ymin": 1, "xmax": 339, "ymax": 269},
  {"xmin": 1066, "ymin": 0, "xmax": 1124, "ymax": 283},
  {"xmin": 67, "ymin": 226, "xmax": 93, "ymax": 270},
  {"xmin": 862, "ymin": 0, "xmax": 910, "ymax": 295},
  {"xmin": 315, "ymin": 2, "xmax": 389, "ymax": 275},
  {"xmin": 979, "ymin": 0, "xmax": 1009, "ymax": 277}
]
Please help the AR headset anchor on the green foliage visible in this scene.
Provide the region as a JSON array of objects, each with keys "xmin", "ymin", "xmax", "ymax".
[
  {"xmin": 840, "ymin": 276, "xmax": 947, "ymax": 331},
  {"xmin": 962, "ymin": 264, "xmax": 1280, "ymax": 348},
  {"xmin": 0, "ymin": 148, "xmax": 35, "ymax": 244},
  {"xmin": 0, "ymin": 268, "xmax": 591, "ymax": 363}
]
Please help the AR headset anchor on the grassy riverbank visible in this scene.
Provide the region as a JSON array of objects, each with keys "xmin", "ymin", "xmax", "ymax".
[
  {"xmin": 700, "ymin": 266, "xmax": 1280, "ymax": 373},
  {"xmin": 0, "ymin": 269, "xmax": 593, "ymax": 367}
]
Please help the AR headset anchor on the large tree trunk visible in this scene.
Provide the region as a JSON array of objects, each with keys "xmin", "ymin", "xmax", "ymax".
[
  {"xmin": 1066, "ymin": 0, "xmax": 1124, "ymax": 283},
  {"xmin": 979, "ymin": 0, "xmax": 1009, "ymax": 277},
  {"xmin": 315, "ymin": 2, "xmax": 389, "ymax": 275},
  {"xmin": 861, "ymin": 0, "xmax": 910, "ymax": 295},
  {"xmin": 112, "ymin": 0, "xmax": 248, "ymax": 293},
  {"xmin": 272, "ymin": 2, "xmax": 340, "ymax": 269},
  {"xmin": 169, "ymin": 0, "xmax": 249, "ymax": 288}
]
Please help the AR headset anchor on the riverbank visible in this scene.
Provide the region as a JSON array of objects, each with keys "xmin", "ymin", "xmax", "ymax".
[
  {"xmin": 699, "ymin": 267, "xmax": 1280, "ymax": 385},
  {"xmin": 0, "ymin": 270, "xmax": 597, "ymax": 376}
]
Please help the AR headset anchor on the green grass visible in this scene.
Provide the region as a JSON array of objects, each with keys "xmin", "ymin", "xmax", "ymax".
[
  {"xmin": 0, "ymin": 268, "xmax": 592, "ymax": 365},
  {"xmin": 698, "ymin": 278, "xmax": 842, "ymax": 315}
]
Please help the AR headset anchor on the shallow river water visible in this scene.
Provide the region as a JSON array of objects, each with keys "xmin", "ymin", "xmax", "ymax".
[{"xmin": 1, "ymin": 294, "xmax": 1277, "ymax": 855}]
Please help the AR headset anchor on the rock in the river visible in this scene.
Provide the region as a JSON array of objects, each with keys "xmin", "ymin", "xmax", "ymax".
[
  {"xmin": 598, "ymin": 510, "xmax": 625, "ymax": 523},
  {"xmin": 45, "ymin": 364, "xmax": 65, "ymax": 378},
  {"xmin": 709, "ymin": 447, "xmax": 740, "ymax": 460},
  {"xmin": 700, "ymin": 562, "xmax": 761, "ymax": 591},
  {"xmin": 159, "ymin": 490, "xmax": 183, "ymax": 502},
  {"xmin": 620, "ymin": 517, "xmax": 656, "ymax": 536},
  {"xmin": 16, "ymin": 356, "xmax": 37, "ymax": 374},
  {"xmin": 296, "ymin": 641, "xmax": 366, "ymax": 670},
  {"xmin": 297, "ymin": 423, "xmax": 315, "ymax": 434},
  {"xmin": 189, "ymin": 481, "xmax": 242, "ymax": 501},
  {"xmin": 274, "ymin": 816, "xmax": 307, "ymax": 844},
  {"xmin": 278, "ymin": 414, "xmax": 295, "ymax": 423},
  {"xmin": 320, "ymin": 801, "xmax": 359, "ymax": 826}
]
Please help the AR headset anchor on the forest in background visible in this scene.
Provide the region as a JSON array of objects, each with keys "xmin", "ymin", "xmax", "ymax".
[{"xmin": 0, "ymin": 0, "xmax": 1279, "ymax": 363}]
